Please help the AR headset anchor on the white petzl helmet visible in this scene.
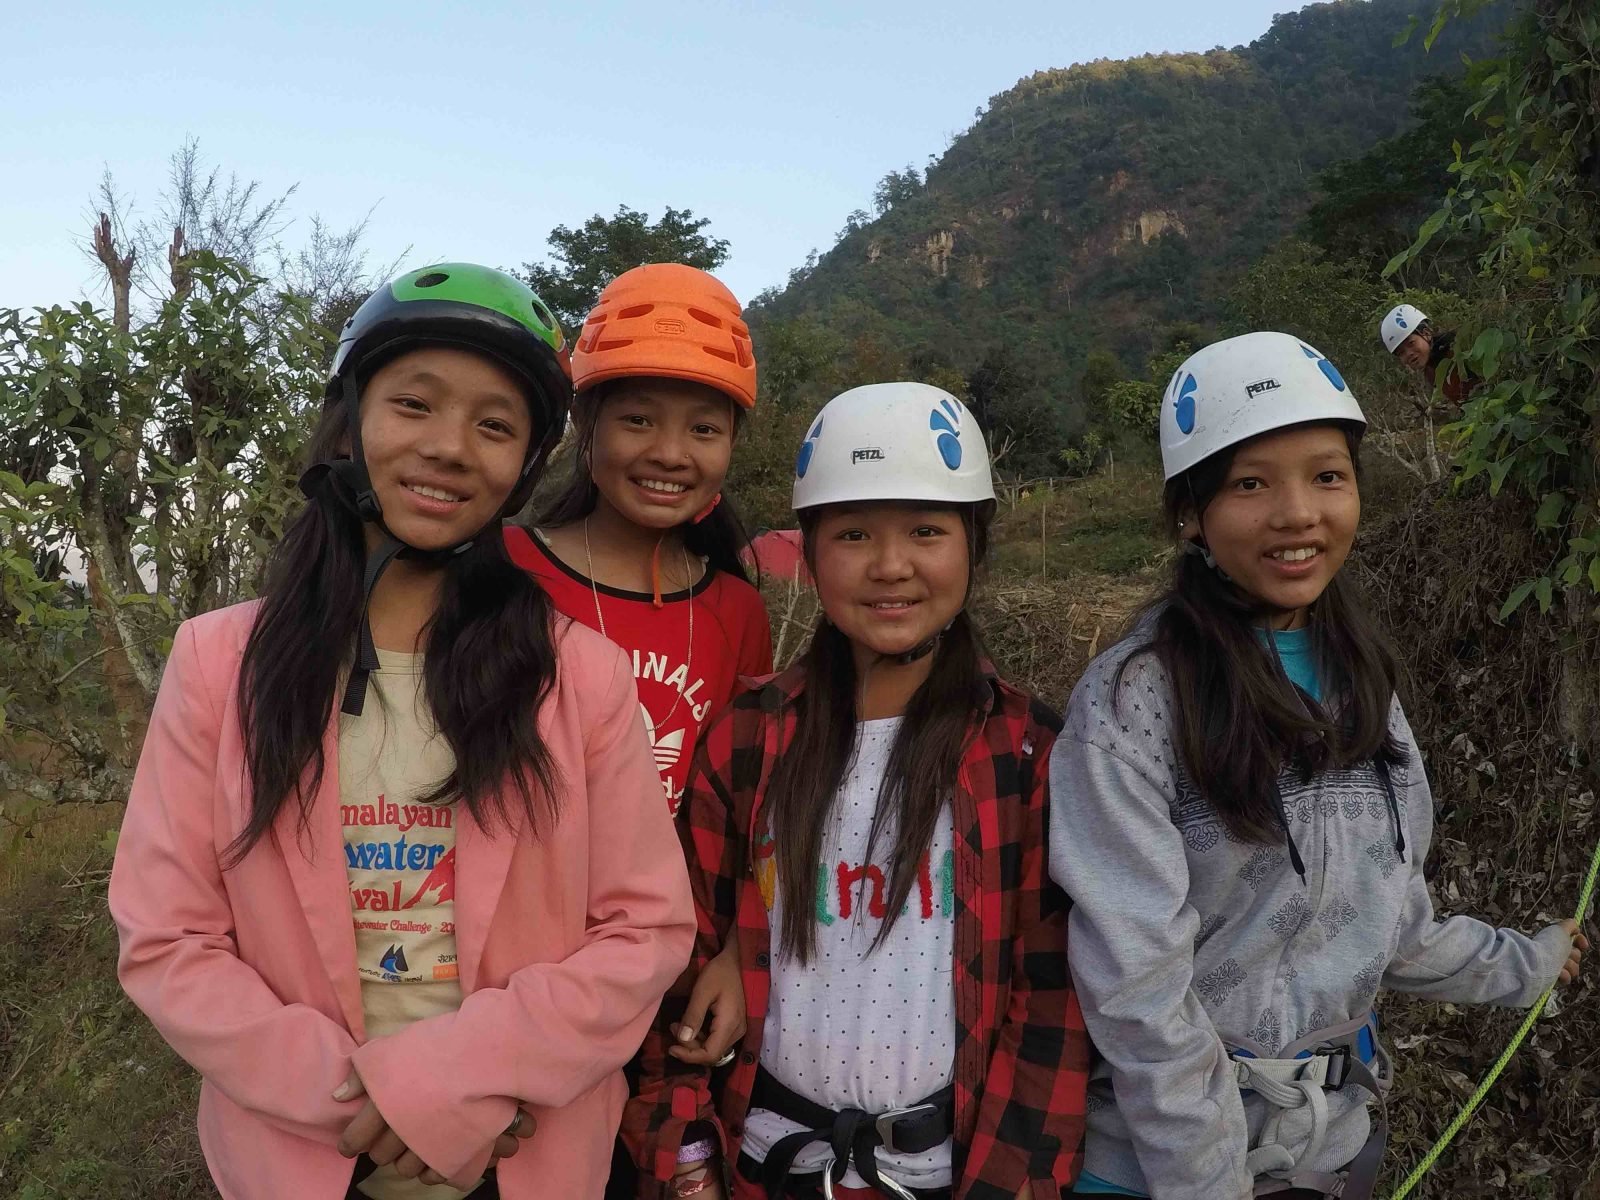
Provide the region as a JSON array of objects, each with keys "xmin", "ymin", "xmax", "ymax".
[
  {"xmin": 1380, "ymin": 303, "xmax": 1428, "ymax": 353},
  {"xmin": 1159, "ymin": 332, "xmax": 1366, "ymax": 481},
  {"xmin": 792, "ymin": 382, "xmax": 996, "ymax": 510}
]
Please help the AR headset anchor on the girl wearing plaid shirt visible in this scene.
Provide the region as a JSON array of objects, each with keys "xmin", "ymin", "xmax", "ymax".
[{"xmin": 625, "ymin": 383, "xmax": 1091, "ymax": 1200}]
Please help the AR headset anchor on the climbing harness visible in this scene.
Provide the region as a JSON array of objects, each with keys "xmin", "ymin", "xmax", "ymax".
[
  {"xmin": 1225, "ymin": 1012, "xmax": 1391, "ymax": 1198},
  {"xmin": 743, "ymin": 1067, "xmax": 953, "ymax": 1200}
]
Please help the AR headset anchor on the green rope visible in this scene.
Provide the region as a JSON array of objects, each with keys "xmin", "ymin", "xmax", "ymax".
[{"xmin": 1386, "ymin": 832, "xmax": 1600, "ymax": 1200}]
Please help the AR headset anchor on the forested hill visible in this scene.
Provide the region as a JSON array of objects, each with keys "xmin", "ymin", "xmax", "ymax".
[{"xmin": 749, "ymin": 0, "xmax": 1503, "ymax": 386}]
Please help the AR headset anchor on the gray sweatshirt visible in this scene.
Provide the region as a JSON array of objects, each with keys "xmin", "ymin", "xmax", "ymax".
[{"xmin": 1047, "ymin": 637, "xmax": 1571, "ymax": 1199}]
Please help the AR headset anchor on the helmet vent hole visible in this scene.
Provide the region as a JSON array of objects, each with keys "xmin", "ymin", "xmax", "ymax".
[
  {"xmin": 414, "ymin": 271, "xmax": 450, "ymax": 288},
  {"xmin": 618, "ymin": 304, "xmax": 654, "ymax": 319},
  {"xmin": 687, "ymin": 307, "xmax": 723, "ymax": 329},
  {"xmin": 531, "ymin": 299, "xmax": 555, "ymax": 327},
  {"xmin": 702, "ymin": 346, "xmax": 738, "ymax": 364},
  {"xmin": 595, "ymin": 338, "xmax": 635, "ymax": 352},
  {"xmin": 732, "ymin": 320, "xmax": 751, "ymax": 338}
]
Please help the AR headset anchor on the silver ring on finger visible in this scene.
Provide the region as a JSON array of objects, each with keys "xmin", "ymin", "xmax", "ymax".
[
  {"xmin": 506, "ymin": 1110, "xmax": 524, "ymax": 1135},
  {"xmin": 713, "ymin": 1049, "xmax": 737, "ymax": 1068}
]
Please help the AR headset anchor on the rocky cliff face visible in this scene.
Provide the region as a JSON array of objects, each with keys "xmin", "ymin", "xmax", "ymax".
[{"xmin": 751, "ymin": 0, "xmax": 1504, "ymax": 379}]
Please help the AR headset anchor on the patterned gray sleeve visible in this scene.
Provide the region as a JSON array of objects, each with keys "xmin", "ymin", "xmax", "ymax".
[
  {"xmin": 1382, "ymin": 724, "xmax": 1572, "ymax": 1005},
  {"xmin": 1048, "ymin": 730, "xmax": 1254, "ymax": 1200}
]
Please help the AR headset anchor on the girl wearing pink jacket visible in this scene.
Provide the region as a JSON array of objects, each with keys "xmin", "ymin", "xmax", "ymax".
[{"xmin": 109, "ymin": 264, "xmax": 695, "ymax": 1200}]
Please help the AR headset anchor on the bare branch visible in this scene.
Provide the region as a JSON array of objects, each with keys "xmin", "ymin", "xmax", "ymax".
[{"xmin": 90, "ymin": 212, "xmax": 134, "ymax": 334}]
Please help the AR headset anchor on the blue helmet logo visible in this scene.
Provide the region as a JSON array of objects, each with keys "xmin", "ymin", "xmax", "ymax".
[
  {"xmin": 1300, "ymin": 344, "xmax": 1348, "ymax": 392},
  {"xmin": 1394, "ymin": 312, "xmax": 1409, "ymax": 330},
  {"xmin": 1174, "ymin": 374, "xmax": 1199, "ymax": 435},
  {"xmin": 929, "ymin": 397, "xmax": 963, "ymax": 469},
  {"xmin": 795, "ymin": 414, "xmax": 824, "ymax": 479}
]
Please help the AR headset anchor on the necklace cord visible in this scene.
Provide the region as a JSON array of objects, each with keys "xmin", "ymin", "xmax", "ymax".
[{"xmin": 584, "ymin": 517, "xmax": 695, "ymax": 731}]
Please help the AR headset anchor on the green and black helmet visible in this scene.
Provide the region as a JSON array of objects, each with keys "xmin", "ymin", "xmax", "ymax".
[
  {"xmin": 302, "ymin": 263, "xmax": 574, "ymax": 716},
  {"xmin": 314, "ymin": 263, "xmax": 573, "ymax": 521}
]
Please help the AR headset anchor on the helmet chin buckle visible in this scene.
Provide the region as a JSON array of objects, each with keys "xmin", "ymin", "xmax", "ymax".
[
  {"xmin": 1182, "ymin": 538, "xmax": 1219, "ymax": 570},
  {"xmin": 886, "ymin": 636, "xmax": 940, "ymax": 667}
]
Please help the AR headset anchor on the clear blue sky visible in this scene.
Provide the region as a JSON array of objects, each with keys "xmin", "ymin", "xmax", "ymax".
[{"xmin": 5, "ymin": 0, "xmax": 1300, "ymax": 314}]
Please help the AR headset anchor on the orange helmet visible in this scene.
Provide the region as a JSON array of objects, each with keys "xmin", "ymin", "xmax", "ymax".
[{"xmin": 571, "ymin": 263, "xmax": 757, "ymax": 409}]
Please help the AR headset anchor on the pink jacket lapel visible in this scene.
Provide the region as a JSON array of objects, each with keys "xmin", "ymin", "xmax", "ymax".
[{"xmin": 278, "ymin": 722, "xmax": 366, "ymax": 1039}]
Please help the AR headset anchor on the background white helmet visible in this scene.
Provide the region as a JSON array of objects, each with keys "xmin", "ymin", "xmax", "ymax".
[
  {"xmin": 1159, "ymin": 331, "xmax": 1366, "ymax": 481},
  {"xmin": 1380, "ymin": 303, "xmax": 1428, "ymax": 353},
  {"xmin": 792, "ymin": 382, "xmax": 996, "ymax": 510}
]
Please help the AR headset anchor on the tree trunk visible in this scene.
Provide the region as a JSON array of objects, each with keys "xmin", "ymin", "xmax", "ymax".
[{"xmin": 80, "ymin": 511, "xmax": 162, "ymax": 699}]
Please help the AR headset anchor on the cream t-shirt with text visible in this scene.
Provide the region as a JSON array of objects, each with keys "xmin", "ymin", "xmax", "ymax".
[{"xmin": 341, "ymin": 648, "xmax": 473, "ymax": 1200}]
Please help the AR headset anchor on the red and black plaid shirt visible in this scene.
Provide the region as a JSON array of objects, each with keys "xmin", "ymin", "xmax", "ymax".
[{"xmin": 621, "ymin": 662, "xmax": 1090, "ymax": 1200}]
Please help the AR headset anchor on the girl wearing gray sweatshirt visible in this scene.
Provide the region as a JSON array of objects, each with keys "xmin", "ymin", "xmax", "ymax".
[{"xmin": 1048, "ymin": 332, "xmax": 1585, "ymax": 1200}]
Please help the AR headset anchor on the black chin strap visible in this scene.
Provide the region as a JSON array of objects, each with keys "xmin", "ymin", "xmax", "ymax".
[
  {"xmin": 886, "ymin": 632, "xmax": 942, "ymax": 667},
  {"xmin": 341, "ymin": 535, "xmax": 408, "ymax": 716},
  {"xmin": 298, "ymin": 373, "xmax": 475, "ymax": 717}
]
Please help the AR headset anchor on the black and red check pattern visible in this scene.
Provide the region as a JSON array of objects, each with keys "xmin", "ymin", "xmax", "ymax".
[{"xmin": 622, "ymin": 663, "xmax": 1090, "ymax": 1200}]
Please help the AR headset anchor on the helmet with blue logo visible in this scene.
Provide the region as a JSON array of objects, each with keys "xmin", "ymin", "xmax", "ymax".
[
  {"xmin": 791, "ymin": 382, "xmax": 995, "ymax": 510},
  {"xmin": 1380, "ymin": 303, "xmax": 1428, "ymax": 354},
  {"xmin": 1159, "ymin": 332, "xmax": 1366, "ymax": 481}
]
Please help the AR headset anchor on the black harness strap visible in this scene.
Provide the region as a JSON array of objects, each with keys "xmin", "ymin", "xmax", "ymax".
[{"xmin": 751, "ymin": 1067, "xmax": 952, "ymax": 1200}]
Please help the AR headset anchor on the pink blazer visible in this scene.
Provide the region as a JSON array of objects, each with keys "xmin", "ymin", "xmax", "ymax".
[{"xmin": 109, "ymin": 601, "xmax": 694, "ymax": 1200}]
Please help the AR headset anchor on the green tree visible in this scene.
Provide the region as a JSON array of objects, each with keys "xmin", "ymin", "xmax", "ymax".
[
  {"xmin": 1226, "ymin": 240, "xmax": 1384, "ymax": 379},
  {"xmin": 753, "ymin": 316, "xmax": 844, "ymax": 411},
  {"xmin": 517, "ymin": 205, "xmax": 731, "ymax": 332},
  {"xmin": 0, "ymin": 247, "xmax": 325, "ymax": 810},
  {"xmin": 1387, "ymin": 0, "xmax": 1600, "ymax": 630},
  {"xmin": 1080, "ymin": 349, "xmax": 1125, "ymax": 427},
  {"xmin": 1304, "ymin": 72, "xmax": 1489, "ymax": 275},
  {"xmin": 965, "ymin": 343, "xmax": 1069, "ymax": 478},
  {"xmin": 1105, "ymin": 343, "xmax": 1192, "ymax": 438},
  {"xmin": 872, "ymin": 165, "xmax": 923, "ymax": 215}
]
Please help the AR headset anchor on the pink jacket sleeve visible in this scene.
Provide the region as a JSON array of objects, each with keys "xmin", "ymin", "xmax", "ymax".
[
  {"xmin": 109, "ymin": 619, "xmax": 359, "ymax": 1146},
  {"xmin": 351, "ymin": 649, "xmax": 696, "ymax": 1184}
]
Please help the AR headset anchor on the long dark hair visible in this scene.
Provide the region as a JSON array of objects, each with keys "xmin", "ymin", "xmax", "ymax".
[
  {"xmin": 533, "ymin": 385, "xmax": 754, "ymax": 584},
  {"xmin": 1120, "ymin": 422, "xmax": 1400, "ymax": 843},
  {"xmin": 764, "ymin": 500, "xmax": 996, "ymax": 964},
  {"xmin": 228, "ymin": 400, "xmax": 563, "ymax": 866}
]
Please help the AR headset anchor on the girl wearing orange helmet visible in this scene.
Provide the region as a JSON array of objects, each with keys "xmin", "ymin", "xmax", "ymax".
[{"xmin": 502, "ymin": 263, "xmax": 773, "ymax": 1199}]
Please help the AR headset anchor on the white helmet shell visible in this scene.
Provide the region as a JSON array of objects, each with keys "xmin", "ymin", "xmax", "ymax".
[
  {"xmin": 1380, "ymin": 303, "xmax": 1428, "ymax": 353},
  {"xmin": 1158, "ymin": 332, "xmax": 1366, "ymax": 481},
  {"xmin": 792, "ymin": 382, "xmax": 996, "ymax": 510}
]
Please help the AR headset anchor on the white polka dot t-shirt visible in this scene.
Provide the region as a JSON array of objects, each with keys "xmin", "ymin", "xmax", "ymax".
[{"xmin": 744, "ymin": 717, "xmax": 956, "ymax": 1190}]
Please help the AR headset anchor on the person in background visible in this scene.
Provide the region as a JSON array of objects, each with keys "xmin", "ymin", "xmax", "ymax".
[{"xmin": 1379, "ymin": 303, "xmax": 1476, "ymax": 404}]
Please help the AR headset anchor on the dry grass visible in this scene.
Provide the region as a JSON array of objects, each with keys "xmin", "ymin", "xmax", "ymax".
[{"xmin": 0, "ymin": 802, "xmax": 120, "ymax": 897}]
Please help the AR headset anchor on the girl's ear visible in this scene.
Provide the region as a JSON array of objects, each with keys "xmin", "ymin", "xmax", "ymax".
[{"xmin": 1177, "ymin": 507, "xmax": 1203, "ymax": 543}]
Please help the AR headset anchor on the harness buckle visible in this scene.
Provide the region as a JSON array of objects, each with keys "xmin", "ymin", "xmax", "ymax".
[
  {"xmin": 818, "ymin": 1150, "xmax": 837, "ymax": 1200},
  {"xmin": 1321, "ymin": 1044, "xmax": 1351, "ymax": 1090},
  {"xmin": 875, "ymin": 1102, "xmax": 940, "ymax": 1155}
]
